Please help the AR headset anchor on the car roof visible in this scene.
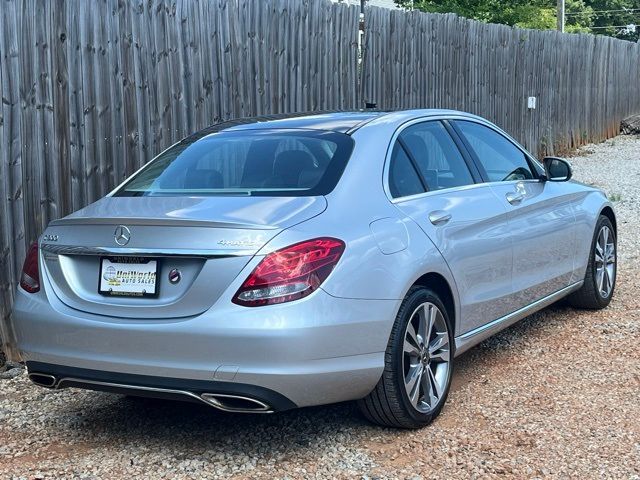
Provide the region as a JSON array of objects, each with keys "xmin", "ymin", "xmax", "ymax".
[
  {"xmin": 179, "ymin": 109, "xmax": 483, "ymax": 144},
  {"xmin": 221, "ymin": 111, "xmax": 385, "ymax": 133}
]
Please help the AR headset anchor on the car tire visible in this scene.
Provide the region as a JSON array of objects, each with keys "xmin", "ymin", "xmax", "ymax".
[
  {"xmin": 568, "ymin": 215, "xmax": 617, "ymax": 310},
  {"xmin": 358, "ymin": 286, "xmax": 454, "ymax": 428}
]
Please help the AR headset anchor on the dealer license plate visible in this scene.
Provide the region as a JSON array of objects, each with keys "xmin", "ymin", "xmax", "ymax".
[{"xmin": 99, "ymin": 257, "xmax": 159, "ymax": 297}]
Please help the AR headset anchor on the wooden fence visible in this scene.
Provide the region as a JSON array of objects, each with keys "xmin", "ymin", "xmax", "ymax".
[
  {"xmin": 1, "ymin": 0, "xmax": 639, "ymax": 358},
  {"xmin": 0, "ymin": 0, "xmax": 360, "ymax": 357},
  {"xmin": 361, "ymin": 8, "xmax": 640, "ymax": 155}
]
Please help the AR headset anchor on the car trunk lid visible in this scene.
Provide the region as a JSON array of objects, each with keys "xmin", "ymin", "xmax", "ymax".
[{"xmin": 40, "ymin": 195, "xmax": 326, "ymax": 319}]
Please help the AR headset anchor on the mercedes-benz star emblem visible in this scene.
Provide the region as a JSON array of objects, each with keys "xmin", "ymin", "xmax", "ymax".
[
  {"xmin": 114, "ymin": 225, "xmax": 131, "ymax": 246},
  {"xmin": 168, "ymin": 269, "xmax": 182, "ymax": 284}
]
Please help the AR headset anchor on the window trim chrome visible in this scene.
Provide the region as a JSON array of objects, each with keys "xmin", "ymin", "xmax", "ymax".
[{"xmin": 382, "ymin": 115, "xmax": 544, "ymax": 203}]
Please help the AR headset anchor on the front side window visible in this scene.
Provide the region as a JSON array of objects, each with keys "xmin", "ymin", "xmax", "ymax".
[
  {"xmin": 114, "ymin": 129, "xmax": 353, "ymax": 197},
  {"xmin": 455, "ymin": 121, "xmax": 535, "ymax": 182},
  {"xmin": 399, "ymin": 121, "xmax": 474, "ymax": 191}
]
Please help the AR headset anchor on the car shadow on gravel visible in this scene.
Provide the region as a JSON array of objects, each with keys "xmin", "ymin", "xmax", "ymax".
[
  {"xmin": 452, "ymin": 302, "xmax": 573, "ymax": 389},
  {"xmin": 63, "ymin": 392, "xmax": 373, "ymax": 454}
]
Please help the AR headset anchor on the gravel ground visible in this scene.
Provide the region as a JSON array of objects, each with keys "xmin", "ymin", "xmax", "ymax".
[{"xmin": 1, "ymin": 135, "xmax": 639, "ymax": 479}]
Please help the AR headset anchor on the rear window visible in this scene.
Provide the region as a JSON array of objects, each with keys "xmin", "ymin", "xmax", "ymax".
[{"xmin": 114, "ymin": 129, "xmax": 354, "ymax": 197}]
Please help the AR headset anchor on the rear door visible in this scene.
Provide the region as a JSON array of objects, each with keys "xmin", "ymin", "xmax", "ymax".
[
  {"xmin": 453, "ymin": 120, "xmax": 576, "ymax": 308},
  {"xmin": 388, "ymin": 120, "xmax": 513, "ymax": 334}
]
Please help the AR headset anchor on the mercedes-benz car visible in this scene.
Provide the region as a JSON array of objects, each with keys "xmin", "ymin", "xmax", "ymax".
[{"xmin": 13, "ymin": 110, "xmax": 617, "ymax": 428}]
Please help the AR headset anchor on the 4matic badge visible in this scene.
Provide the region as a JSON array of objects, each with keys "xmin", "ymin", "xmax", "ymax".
[{"xmin": 217, "ymin": 239, "xmax": 261, "ymax": 247}]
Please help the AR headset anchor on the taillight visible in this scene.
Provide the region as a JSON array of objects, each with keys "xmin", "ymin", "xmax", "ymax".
[
  {"xmin": 20, "ymin": 242, "xmax": 40, "ymax": 293},
  {"xmin": 233, "ymin": 237, "xmax": 345, "ymax": 307}
]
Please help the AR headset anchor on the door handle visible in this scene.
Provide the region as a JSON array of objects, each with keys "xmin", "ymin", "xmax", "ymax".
[
  {"xmin": 505, "ymin": 191, "xmax": 525, "ymax": 205},
  {"xmin": 428, "ymin": 210, "xmax": 452, "ymax": 226}
]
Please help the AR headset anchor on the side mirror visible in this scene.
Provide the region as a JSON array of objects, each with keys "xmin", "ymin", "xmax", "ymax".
[{"xmin": 542, "ymin": 157, "xmax": 572, "ymax": 182}]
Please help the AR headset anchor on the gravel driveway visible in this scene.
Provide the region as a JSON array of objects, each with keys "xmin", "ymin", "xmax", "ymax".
[{"xmin": 1, "ymin": 135, "xmax": 639, "ymax": 479}]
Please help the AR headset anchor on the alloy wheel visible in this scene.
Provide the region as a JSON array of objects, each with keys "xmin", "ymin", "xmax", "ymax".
[
  {"xmin": 402, "ymin": 302, "xmax": 451, "ymax": 413},
  {"xmin": 594, "ymin": 225, "xmax": 616, "ymax": 298}
]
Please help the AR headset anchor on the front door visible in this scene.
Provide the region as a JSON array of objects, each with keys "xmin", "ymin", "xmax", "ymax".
[
  {"xmin": 387, "ymin": 120, "xmax": 514, "ymax": 335},
  {"xmin": 453, "ymin": 120, "xmax": 576, "ymax": 309}
]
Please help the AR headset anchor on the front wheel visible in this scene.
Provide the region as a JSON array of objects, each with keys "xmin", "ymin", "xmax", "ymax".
[
  {"xmin": 358, "ymin": 287, "xmax": 454, "ymax": 428},
  {"xmin": 568, "ymin": 215, "xmax": 617, "ymax": 309}
]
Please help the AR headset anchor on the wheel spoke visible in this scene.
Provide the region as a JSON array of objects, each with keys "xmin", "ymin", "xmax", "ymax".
[
  {"xmin": 429, "ymin": 332, "xmax": 447, "ymax": 352},
  {"xmin": 431, "ymin": 349, "xmax": 450, "ymax": 363},
  {"xmin": 604, "ymin": 267, "xmax": 612, "ymax": 295},
  {"xmin": 429, "ymin": 332, "xmax": 450, "ymax": 363},
  {"xmin": 426, "ymin": 305, "xmax": 437, "ymax": 343},
  {"xmin": 405, "ymin": 364, "xmax": 423, "ymax": 407},
  {"xmin": 417, "ymin": 305, "xmax": 428, "ymax": 345},
  {"xmin": 596, "ymin": 267, "xmax": 605, "ymax": 294},
  {"xmin": 605, "ymin": 244, "xmax": 615, "ymax": 264},
  {"xmin": 427, "ymin": 366, "xmax": 442, "ymax": 405},
  {"xmin": 405, "ymin": 322, "xmax": 421, "ymax": 353},
  {"xmin": 602, "ymin": 227, "xmax": 609, "ymax": 248},
  {"xmin": 420, "ymin": 367, "xmax": 433, "ymax": 406},
  {"xmin": 595, "ymin": 249, "xmax": 604, "ymax": 264},
  {"xmin": 404, "ymin": 337, "xmax": 421, "ymax": 357},
  {"xmin": 430, "ymin": 367, "xmax": 443, "ymax": 397},
  {"xmin": 606, "ymin": 263, "xmax": 616, "ymax": 281}
]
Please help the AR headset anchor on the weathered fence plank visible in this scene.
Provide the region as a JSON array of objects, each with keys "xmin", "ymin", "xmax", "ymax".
[
  {"xmin": 0, "ymin": 0, "xmax": 360, "ymax": 357},
  {"xmin": 0, "ymin": 0, "xmax": 26, "ymax": 358},
  {"xmin": 52, "ymin": 0, "xmax": 72, "ymax": 216},
  {"xmin": 362, "ymin": 5, "xmax": 640, "ymax": 155},
  {"xmin": 0, "ymin": 2, "xmax": 10, "ymax": 358},
  {"xmin": 0, "ymin": 0, "xmax": 639, "ymax": 358}
]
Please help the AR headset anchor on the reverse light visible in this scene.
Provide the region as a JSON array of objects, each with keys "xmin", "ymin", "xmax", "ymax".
[
  {"xmin": 20, "ymin": 242, "xmax": 40, "ymax": 293},
  {"xmin": 233, "ymin": 237, "xmax": 345, "ymax": 307}
]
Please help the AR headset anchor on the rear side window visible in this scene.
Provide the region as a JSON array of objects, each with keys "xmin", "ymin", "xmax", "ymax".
[
  {"xmin": 114, "ymin": 129, "xmax": 354, "ymax": 197},
  {"xmin": 399, "ymin": 121, "xmax": 474, "ymax": 191},
  {"xmin": 455, "ymin": 121, "xmax": 535, "ymax": 182},
  {"xmin": 388, "ymin": 143, "xmax": 426, "ymax": 198}
]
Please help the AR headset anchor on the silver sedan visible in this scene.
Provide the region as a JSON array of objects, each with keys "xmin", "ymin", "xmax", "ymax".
[{"xmin": 13, "ymin": 110, "xmax": 617, "ymax": 428}]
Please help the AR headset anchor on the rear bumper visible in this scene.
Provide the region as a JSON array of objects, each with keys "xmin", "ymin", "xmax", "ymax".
[
  {"xmin": 13, "ymin": 286, "xmax": 398, "ymax": 408},
  {"xmin": 26, "ymin": 361, "xmax": 296, "ymax": 412}
]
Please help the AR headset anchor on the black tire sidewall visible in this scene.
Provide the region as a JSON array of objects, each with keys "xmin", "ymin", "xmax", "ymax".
[{"xmin": 392, "ymin": 287, "xmax": 455, "ymax": 425}]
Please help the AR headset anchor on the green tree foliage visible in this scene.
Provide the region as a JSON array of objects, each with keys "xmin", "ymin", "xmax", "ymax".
[
  {"xmin": 395, "ymin": 0, "xmax": 640, "ymax": 40},
  {"xmin": 586, "ymin": 0, "xmax": 640, "ymax": 40},
  {"xmin": 394, "ymin": 0, "xmax": 556, "ymax": 29}
]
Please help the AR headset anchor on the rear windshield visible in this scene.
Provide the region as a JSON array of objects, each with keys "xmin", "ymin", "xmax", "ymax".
[{"xmin": 114, "ymin": 129, "xmax": 354, "ymax": 197}]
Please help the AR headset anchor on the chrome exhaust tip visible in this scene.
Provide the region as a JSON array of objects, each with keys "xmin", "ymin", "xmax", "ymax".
[
  {"xmin": 28, "ymin": 372, "xmax": 57, "ymax": 388},
  {"xmin": 200, "ymin": 393, "xmax": 273, "ymax": 413},
  {"xmin": 26, "ymin": 372, "xmax": 274, "ymax": 412}
]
